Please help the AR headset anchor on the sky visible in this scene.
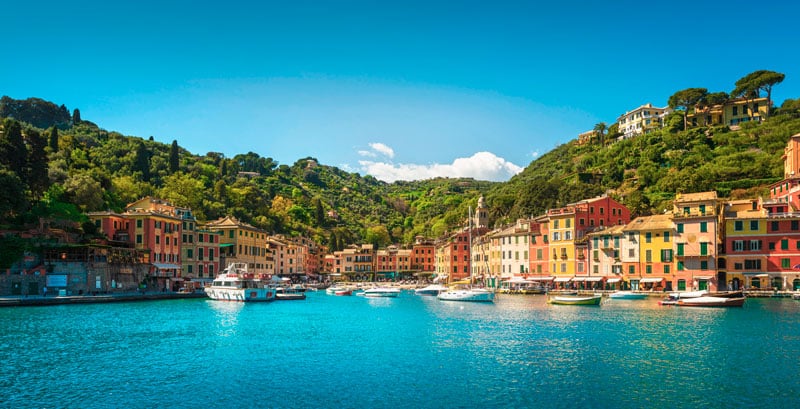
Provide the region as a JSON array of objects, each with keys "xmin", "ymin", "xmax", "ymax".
[{"xmin": 2, "ymin": 0, "xmax": 799, "ymax": 182}]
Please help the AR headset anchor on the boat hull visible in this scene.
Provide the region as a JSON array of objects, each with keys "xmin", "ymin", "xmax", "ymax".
[
  {"xmin": 609, "ymin": 291, "xmax": 647, "ymax": 300},
  {"xmin": 363, "ymin": 288, "xmax": 401, "ymax": 298},
  {"xmin": 677, "ymin": 296, "xmax": 745, "ymax": 307},
  {"xmin": 415, "ymin": 285, "xmax": 447, "ymax": 296},
  {"xmin": 204, "ymin": 287, "xmax": 275, "ymax": 302},
  {"xmin": 437, "ymin": 289, "xmax": 495, "ymax": 302},
  {"xmin": 548, "ymin": 294, "xmax": 602, "ymax": 305}
]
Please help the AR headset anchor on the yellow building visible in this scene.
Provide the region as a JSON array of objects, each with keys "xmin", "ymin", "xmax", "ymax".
[
  {"xmin": 623, "ymin": 214, "xmax": 675, "ymax": 291},
  {"xmin": 204, "ymin": 216, "xmax": 270, "ymax": 275},
  {"xmin": 688, "ymin": 97, "xmax": 769, "ymax": 128}
]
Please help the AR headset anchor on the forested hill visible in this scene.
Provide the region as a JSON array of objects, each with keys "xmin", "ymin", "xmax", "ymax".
[
  {"xmin": 487, "ymin": 99, "xmax": 800, "ymax": 224},
  {"xmin": 1, "ymin": 94, "xmax": 800, "ymax": 251},
  {"xmin": 0, "ymin": 96, "xmax": 496, "ymax": 249}
]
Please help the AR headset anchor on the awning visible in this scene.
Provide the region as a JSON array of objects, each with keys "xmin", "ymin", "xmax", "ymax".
[
  {"xmin": 571, "ymin": 277, "xmax": 586, "ymax": 282},
  {"xmin": 743, "ymin": 273, "xmax": 769, "ymax": 278},
  {"xmin": 528, "ymin": 276, "xmax": 554, "ymax": 281},
  {"xmin": 640, "ymin": 278, "xmax": 664, "ymax": 283},
  {"xmin": 153, "ymin": 263, "xmax": 181, "ymax": 270},
  {"xmin": 219, "ymin": 243, "xmax": 234, "ymax": 247},
  {"xmin": 169, "ymin": 277, "xmax": 184, "ymax": 281},
  {"xmin": 693, "ymin": 276, "xmax": 713, "ymax": 280},
  {"xmin": 585, "ymin": 277, "xmax": 604, "ymax": 282},
  {"xmin": 554, "ymin": 277, "xmax": 572, "ymax": 282},
  {"xmin": 503, "ymin": 277, "xmax": 533, "ymax": 283},
  {"xmin": 606, "ymin": 278, "xmax": 622, "ymax": 283}
]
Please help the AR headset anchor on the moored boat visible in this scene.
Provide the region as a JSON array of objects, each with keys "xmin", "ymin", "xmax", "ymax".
[
  {"xmin": 363, "ymin": 287, "xmax": 401, "ymax": 297},
  {"xmin": 326, "ymin": 285, "xmax": 348, "ymax": 295},
  {"xmin": 547, "ymin": 294, "xmax": 602, "ymax": 306},
  {"xmin": 676, "ymin": 296, "xmax": 746, "ymax": 307},
  {"xmin": 334, "ymin": 288, "xmax": 353, "ymax": 296},
  {"xmin": 415, "ymin": 284, "xmax": 447, "ymax": 296},
  {"xmin": 204, "ymin": 263, "xmax": 276, "ymax": 302},
  {"xmin": 437, "ymin": 287, "xmax": 495, "ymax": 302},
  {"xmin": 608, "ymin": 291, "xmax": 647, "ymax": 300},
  {"xmin": 274, "ymin": 286, "xmax": 307, "ymax": 301}
]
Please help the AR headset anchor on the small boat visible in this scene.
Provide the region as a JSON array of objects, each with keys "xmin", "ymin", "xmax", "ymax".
[
  {"xmin": 274, "ymin": 287, "xmax": 307, "ymax": 301},
  {"xmin": 363, "ymin": 287, "xmax": 401, "ymax": 298},
  {"xmin": 608, "ymin": 291, "xmax": 647, "ymax": 300},
  {"xmin": 677, "ymin": 296, "xmax": 746, "ymax": 307},
  {"xmin": 706, "ymin": 290, "xmax": 744, "ymax": 298},
  {"xmin": 437, "ymin": 287, "xmax": 495, "ymax": 302},
  {"xmin": 326, "ymin": 285, "xmax": 348, "ymax": 295},
  {"xmin": 792, "ymin": 293, "xmax": 800, "ymax": 300},
  {"xmin": 334, "ymin": 288, "xmax": 352, "ymax": 296},
  {"xmin": 204, "ymin": 263, "xmax": 276, "ymax": 302},
  {"xmin": 415, "ymin": 284, "xmax": 447, "ymax": 296},
  {"xmin": 547, "ymin": 294, "xmax": 602, "ymax": 306},
  {"xmin": 668, "ymin": 290, "xmax": 708, "ymax": 299}
]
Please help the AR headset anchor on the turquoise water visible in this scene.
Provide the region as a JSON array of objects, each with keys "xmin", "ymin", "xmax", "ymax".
[{"xmin": 2, "ymin": 293, "xmax": 800, "ymax": 408}]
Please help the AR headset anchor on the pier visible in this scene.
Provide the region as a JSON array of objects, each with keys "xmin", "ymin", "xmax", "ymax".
[{"xmin": 0, "ymin": 291, "xmax": 207, "ymax": 307}]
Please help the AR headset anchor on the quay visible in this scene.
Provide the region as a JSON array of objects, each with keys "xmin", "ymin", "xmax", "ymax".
[{"xmin": 0, "ymin": 291, "xmax": 207, "ymax": 307}]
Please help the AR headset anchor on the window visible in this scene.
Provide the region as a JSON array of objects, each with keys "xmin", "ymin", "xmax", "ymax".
[
  {"xmin": 646, "ymin": 232, "xmax": 652, "ymax": 243},
  {"xmin": 677, "ymin": 261, "xmax": 684, "ymax": 271},
  {"xmin": 700, "ymin": 242, "xmax": 708, "ymax": 256},
  {"xmin": 663, "ymin": 265, "xmax": 670, "ymax": 275},
  {"xmin": 744, "ymin": 259, "xmax": 761, "ymax": 270},
  {"xmin": 155, "ymin": 236, "xmax": 160, "ymax": 245},
  {"xmin": 646, "ymin": 265, "xmax": 652, "ymax": 274},
  {"xmin": 677, "ymin": 243, "xmax": 685, "ymax": 256},
  {"xmin": 793, "ymin": 221, "xmax": 799, "ymax": 231},
  {"xmin": 629, "ymin": 248, "xmax": 635, "ymax": 258},
  {"xmin": 782, "ymin": 258, "xmax": 791, "ymax": 269},
  {"xmin": 593, "ymin": 250, "xmax": 599, "ymax": 261},
  {"xmin": 566, "ymin": 219, "xmax": 571, "ymax": 228},
  {"xmin": 699, "ymin": 204, "xmax": 706, "ymax": 214},
  {"xmin": 536, "ymin": 249, "xmax": 543, "ymax": 260},
  {"xmin": 733, "ymin": 240, "xmax": 744, "ymax": 251},
  {"xmin": 750, "ymin": 220, "xmax": 759, "ymax": 231},
  {"xmin": 565, "ymin": 231, "xmax": 572, "ymax": 240},
  {"xmin": 782, "ymin": 239, "xmax": 789, "ymax": 250},
  {"xmin": 677, "ymin": 223, "xmax": 684, "ymax": 233},
  {"xmin": 645, "ymin": 250, "xmax": 652, "ymax": 262},
  {"xmin": 628, "ymin": 265, "xmax": 635, "ymax": 275},
  {"xmin": 772, "ymin": 221, "xmax": 780, "ymax": 232},
  {"xmin": 663, "ymin": 232, "xmax": 670, "ymax": 242},
  {"xmin": 614, "ymin": 237, "xmax": 620, "ymax": 247},
  {"xmin": 661, "ymin": 249, "xmax": 673, "ymax": 262},
  {"xmin": 560, "ymin": 263, "xmax": 566, "ymax": 273},
  {"xmin": 136, "ymin": 234, "xmax": 142, "ymax": 244},
  {"xmin": 187, "ymin": 249, "xmax": 193, "ymax": 259},
  {"xmin": 553, "ymin": 232, "xmax": 560, "ymax": 241},
  {"xmin": 700, "ymin": 260, "xmax": 708, "ymax": 270},
  {"xmin": 734, "ymin": 221, "xmax": 743, "ymax": 231},
  {"xmin": 700, "ymin": 222, "xmax": 708, "ymax": 233},
  {"xmin": 554, "ymin": 220, "xmax": 559, "ymax": 229},
  {"xmin": 750, "ymin": 240, "xmax": 761, "ymax": 251}
]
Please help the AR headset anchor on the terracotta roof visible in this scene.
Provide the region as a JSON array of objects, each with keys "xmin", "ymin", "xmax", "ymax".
[
  {"xmin": 587, "ymin": 224, "xmax": 626, "ymax": 236},
  {"xmin": 674, "ymin": 191, "xmax": 717, "ymax": 203},
  {"xmin": 623, "ymin": 214, "xmax": 673, "ymax": 231}
]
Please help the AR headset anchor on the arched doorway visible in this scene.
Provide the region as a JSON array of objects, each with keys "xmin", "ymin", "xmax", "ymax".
[
  {"xmin": 771, "ymin": 277, "xmax": 783, "ymax": 290},
  {"xmin": 793, "ymin": 279, "xmax": 800, "ymax": 291},
  {"xmin": 731, "ymin": 277, "xmax": 741, "ymax": 290}
]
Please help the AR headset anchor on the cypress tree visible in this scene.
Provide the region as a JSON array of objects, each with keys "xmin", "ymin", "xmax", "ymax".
[
  {"xmin": 48, "ymin": 126, "xmax": 59, "ymax": 152},
  {"xmin": 0, "ymin": 119, "xmax": 28, "ymax": 179},
  {"xmin": 26, "ymin": 128, "xmax": 49, "ymax": 199},
  {"xmin": 72, "ymin": 108, "xmax": 81, "ymax": 124},
  {"xmin": 133, "ymin": 141, "xmax": 151, "ymax": 182},
  {"xmin": 169, "ymin": 140, "xmax": 179, "ymax": 173}
]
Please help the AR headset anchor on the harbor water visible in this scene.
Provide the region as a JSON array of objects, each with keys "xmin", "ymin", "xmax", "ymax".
[{"xmin": 2, "ymin": 292, "xmax": 800, "ymax": 408}]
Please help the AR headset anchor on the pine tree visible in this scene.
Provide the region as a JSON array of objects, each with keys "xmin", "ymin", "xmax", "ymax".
[{"xmin": 169, "ymin": 140, "xmax": 179, "ymax": 173}]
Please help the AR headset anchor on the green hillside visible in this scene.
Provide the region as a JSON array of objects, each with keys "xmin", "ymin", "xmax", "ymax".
[{"xmin": 2, "ymin": 87, "xmax": 800, "ymax": 255}]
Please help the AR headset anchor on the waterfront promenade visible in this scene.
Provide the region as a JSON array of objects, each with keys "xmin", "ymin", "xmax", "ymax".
[{"xmin": 0, "ymin": 291, "xmax": 207, "ymax": 307}]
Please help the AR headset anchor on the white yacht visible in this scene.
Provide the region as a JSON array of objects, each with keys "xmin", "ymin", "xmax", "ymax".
[
  {"xmin": 204, "ymin": 263, "xmax": 276, "ymax": 302},
  {"xmin": 437, "ymin": 287, "xmax": 495, "ymax": 302},
  {"xmin": 363, "ymin": 287, "xmax": 401, "ymax": 297},
  {"xmin": 414, "ymin": 284, "xmax": 447, "ymax": 296}
]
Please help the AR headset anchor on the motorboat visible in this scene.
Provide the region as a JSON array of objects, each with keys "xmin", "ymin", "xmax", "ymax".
[
  {"xmin": 437, "ymin": 287, "xmax": 495, "ymax": 302},
  {"xmin": 668, "ymin": 290, "xmax": 708, "ymax": 299},
  {"xmin": 334, "ymin": 288, "xmax": 352, "ymax": 296},
  {"xmin": 204, "ymin": 263, "xmax": 276, "ymax": 302},
  {"xmin": 363, "ymin": 287, "xmax": 401, "ymax": 298},
  {"xmin": 608, "ymin": 291, "xmax": 647, "ymax": 300},
  {"xmin": 326, "ymin": 285, "xmax": 348, "ymax": 295},
  {"xmin": 274, "ymin": 286, "xmax": 307, "ymax": 301},
  {"xmin": 676, "ymin": 296, "xmax": 746, "ymax": 307},
  {"xmin": 547, "ymin": 294, "xmax": 602, "ymax": 306},
  {"xmin": 415, "ymin": 284, "xmax": 447, "ymax": 296}
]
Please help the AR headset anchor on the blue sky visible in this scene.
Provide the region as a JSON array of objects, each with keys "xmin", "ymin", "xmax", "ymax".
[{"xmin": 3, "ymin": 0, "xmax": 799, "ymax": 182}]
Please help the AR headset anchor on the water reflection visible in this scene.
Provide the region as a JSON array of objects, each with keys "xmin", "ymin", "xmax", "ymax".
[{"xmin": 206, "ymin": 300, "xmax": 243, "ymax": 337}]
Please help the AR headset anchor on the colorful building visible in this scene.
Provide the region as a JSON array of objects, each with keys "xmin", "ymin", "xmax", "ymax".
[
  {"xmin": 687, "ymin": 97, "xmax": 769, "ymax": 127},
  {"xmin": 673, "ymin": 191, "xmax": 720, "ymax": 291},
  {"xmin": 616, "ymin": 103, "xmax": 671, "ymax": 140},
  {"xmin": 205, "ymin": 216, "xmax": 269, "ymax": 275},
  {"xmin": 623, "ymin": 214, "xmax": 674, "ymax": 291}
]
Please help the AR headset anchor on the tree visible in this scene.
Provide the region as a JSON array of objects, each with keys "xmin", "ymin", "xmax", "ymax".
[
  {"xmin": 0, "ymin": 169, "xmax": 27, "ymax": 221},
  {"xmin": 48, "ymin": 126, "xmax": 59, "ymax": 152},
  {"xmin": 25, "ymin": 128, "xmax": 49, "ymax": 200},
  {"xmin": 668, "ymin": 88, "xmax": 708, "ymax": 130},
  {"xmin": 0, "ymin": 119, "xmax": 29, "ymax": 179},
  {"xmin": 313, "ymin": 197, "xmax": 325, "ymax": 227},
  {"xmin": 365, "ymin": 225, "xmax": 391, "ymax": 248},
  {"xmin": 133, "ymin": 141, "xmax": 151, "ymax": 181},
  {"xmin": 593, "ymin": 122, "xmax": 607, "ymax": 145},
  {"xmin": 72, "ymin": 108, "xmax": 81, "ymax": 123},
  {"xmin": 169, "ymin": 140, "xmax": 180, "ymax": 173},
  {"xmin": 733, "ymin": 70, "xmax": 785, "ymax": 118}
]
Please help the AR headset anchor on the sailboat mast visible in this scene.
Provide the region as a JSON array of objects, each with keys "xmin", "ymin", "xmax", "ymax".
[{"xmin": 468, "ymin": 206, "xmax": 472, "ymax": 285}]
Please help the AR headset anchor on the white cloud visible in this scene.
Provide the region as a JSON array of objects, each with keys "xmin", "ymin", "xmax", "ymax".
[
  {"xmin": 357, "ymin": 150, "xmax": 377, "ymax": 157},
  {"xmin": 530, "ymin": 150, "xmax": 540, "ymax": 158},
  {"xmin": 369, "ymin": 142, "xmax": 395, "ymax": 158},
  {"xmin": 359, "ymin": 151, "xmax": 523, "ymax": 182}
]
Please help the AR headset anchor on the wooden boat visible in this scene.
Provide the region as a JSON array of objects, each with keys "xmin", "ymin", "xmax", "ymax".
[
  {"xmin": 706, "ymin": 290, "xmax": 744, "ymax": 298},
  {"xmin": 547, "ymin": 294, "xmax": 602, "ymax": 306},
  {"xmin": 676, "ymin": 296, "xmax": 745, "ymax": 307},
  {"xmin": 608, "ymin": 291, "xmax": 647, "ymax": 300},
  {"xmin": 334, "ymin": 288, "xmax": 352, "ymax": 296}
]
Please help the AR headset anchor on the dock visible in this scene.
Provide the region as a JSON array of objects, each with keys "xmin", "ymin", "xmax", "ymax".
[{"xmin": 0, "ymin": 292, "xmax": 207, "ymax": 307}]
